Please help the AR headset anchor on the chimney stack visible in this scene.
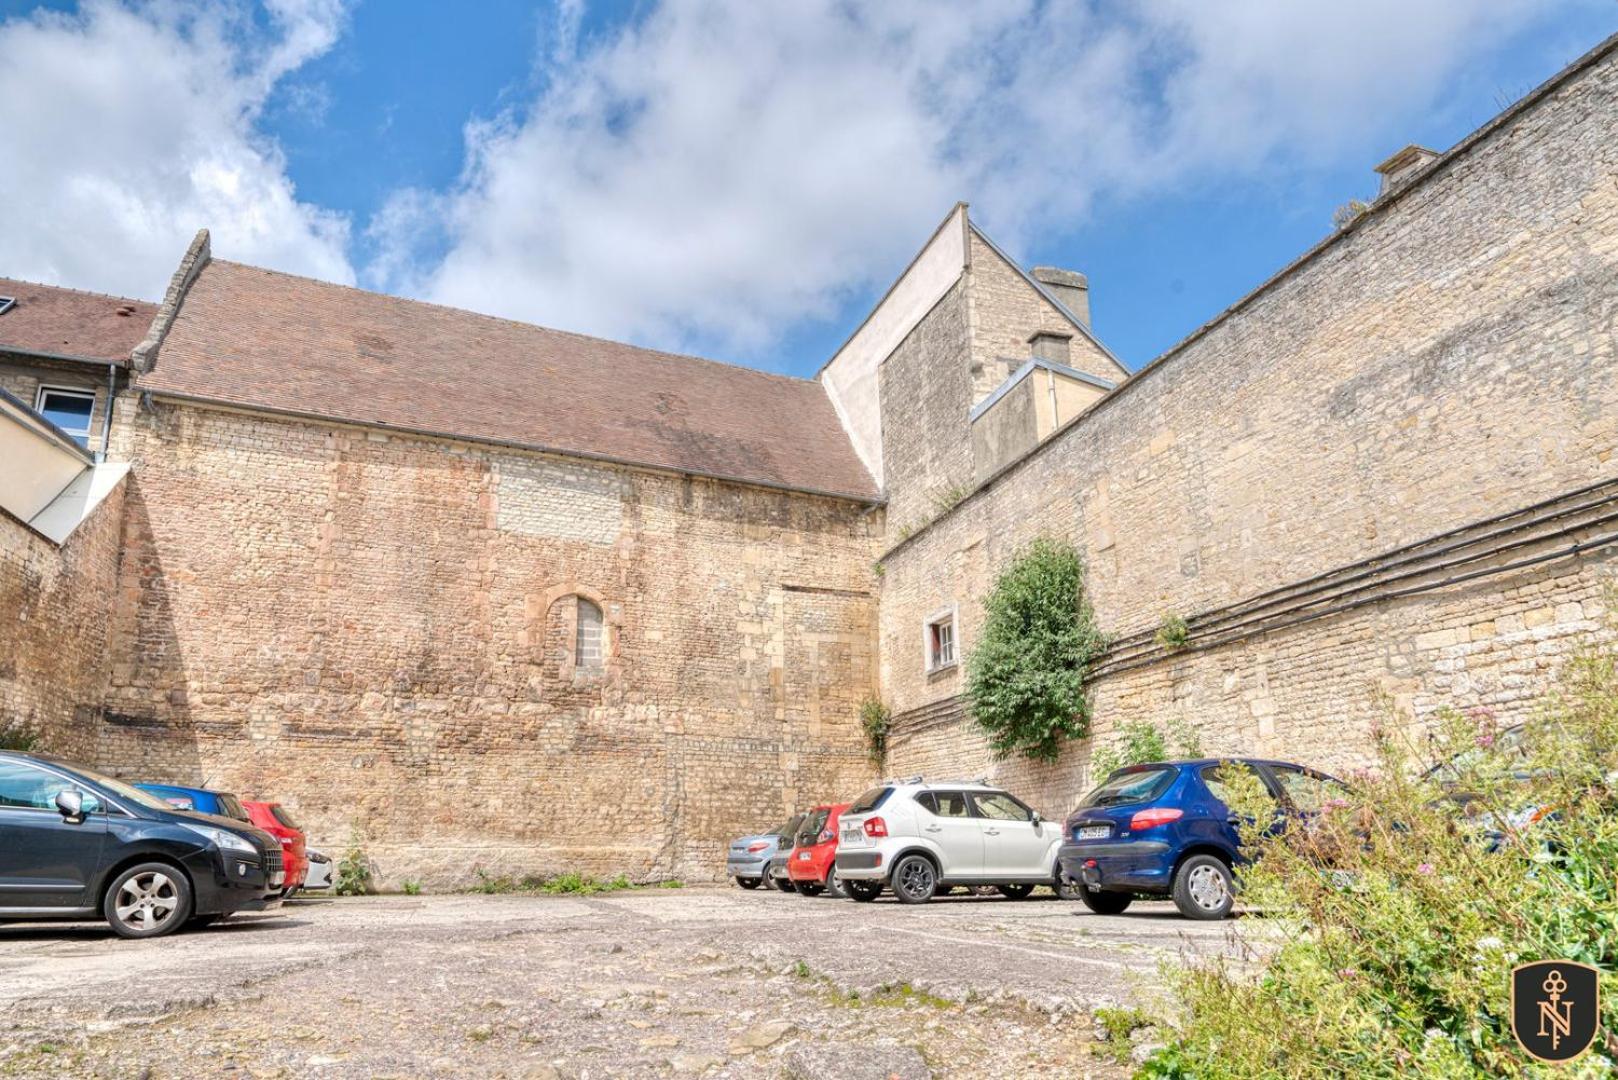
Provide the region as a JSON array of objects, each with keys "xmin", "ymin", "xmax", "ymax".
[
  {"xmin": 1027, "ymin": 330, "xmax": 1073, "ymax": 365},
  {"xmin": 1032, "ymin": 267, "xmax": 1090, "ymax": 329},
  {"xmin": 1374, "ymin": 144, "xmax": 1440, "ymax": 197}
]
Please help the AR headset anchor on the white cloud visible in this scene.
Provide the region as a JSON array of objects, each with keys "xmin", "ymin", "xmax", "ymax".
[
  {"xmin": 0, "ymin": 0, "xmax": 352, "ymax": 300},
  {"xmin": 371, "ymin": 0, "xmax": 1566, "ymax": 361}
]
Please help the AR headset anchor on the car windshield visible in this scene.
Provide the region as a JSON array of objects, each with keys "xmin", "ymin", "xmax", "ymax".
[
  {"xmin": 777, "ymin": 815, "xmax": 804, "ymax": 840},
  {"xmin": 799, "ymin": 810, "xmax": 829, "ymax": 841},
  {"xmin": 1079, "ymin": 766, "xmax": 1177, "ymax": 808},
  {"xmin": 848, "ymin": 786, "xmax": 892, "ymax": 814},
  {"xmin": 1425, "ymin": 724, "xmax": 1529, "ymax": 784},
  {"xmin": 271, "ymin": 805, "xmax": 301, "ymax": 830},
  {"xmin": 73, "ymin": 766, "xmax": 178, "ymax": 812},
  {"xmin": 218, "ymin": 794, "xmax": 250, "ymax": 821}
]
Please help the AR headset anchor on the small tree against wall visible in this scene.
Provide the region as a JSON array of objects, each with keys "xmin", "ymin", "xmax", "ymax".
[{"xmin": 965, "ymin": 538, "xmax": 1107, "ymax": 761}]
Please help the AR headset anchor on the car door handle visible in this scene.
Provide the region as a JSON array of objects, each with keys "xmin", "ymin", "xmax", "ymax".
[
  {"xmin": 983, "ymin": 829, "xmax": 1000, "ymax": 836},
  {"xmin": 924, "ymin": 825, "xmax": 942, "ymax": 833}
]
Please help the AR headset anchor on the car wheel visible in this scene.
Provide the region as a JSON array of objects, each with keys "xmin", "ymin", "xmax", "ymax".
[
  {"xmin": 1053, "ymin": 873, "xmax": 1085, "ymax": 901},
  {"xmin": 824, "ymin": 867, "xmax": 845, "ymax": 899},
  {"xmin": 797, "ymin": 882, "xmax": 824, "ymax": 897},
  {"xmin": 104, "ymin": 863, "xmax": 193, "ymax": 939},
  {"xmin": 890, "ymin": 854, "xmax": 938, "ymax": 904},
  {"xmin": 737, "ymin": 876, "xmax": 762, "ymax": 890},
  {"xmin": 1172, "ymin": 854, "xmax": 1235, "ymax": 920},
  {"xmin": 997, "ymin": 884, "xmax": 1035, "ymax": 900},
  {"xmin": 847, "ymin": 880, "xmax": 882, "ymax": 902},
  {"xmin": 773, "ymin": 875, "xmax": 795, "ymax": 893},
  {"xmin": 1078, "ymin": 886, "xmax": 1134, "ymax": 915}
]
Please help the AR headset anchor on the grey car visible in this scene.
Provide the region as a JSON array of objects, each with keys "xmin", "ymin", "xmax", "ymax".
[
  {"xmin": 726, "ymin": 816, "xmax": 798, "ymax": 889},
  {"xmin": 764, "ymin": 813, "xmax": 805, "ymax": 892}
]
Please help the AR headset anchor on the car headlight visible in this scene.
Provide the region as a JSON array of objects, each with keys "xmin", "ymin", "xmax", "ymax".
[{"xmin": 180, "ymin": 823, "xmax": 257, "ymax": 855}]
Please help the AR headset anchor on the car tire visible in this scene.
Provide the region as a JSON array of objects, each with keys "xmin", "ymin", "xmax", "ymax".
[
  {"xmin": 823, "ymin": 867, "xmax": 845, "ymax": 899},
  {"xmin": 1077, "ymin": 886, "xmax": 1133, "ymax": 915},
  {"xmin": 1172, "ymin": 854, "xmax": 1235, "ymax": 920},
  {"xmin": 890, "ymin": 854, "xmax": 939, "ymax": 904},
  {"xmin": 104, "ymin": 862, "xmax": 193, "ymax": 939},
  {"xmin": 737, "ymin": 876, "xmax": 762, "ymax": 890},
  {"xmin": 997, "ymin": 884, "xmax": 1035, "ymax": 900},
  {"xmin": 1053, "ymin": 873, "xmax": 1085, "ymax": 901},
  {"xmin": 773, "ymin": 876, "xmax": 795, "ymax": 893},
  {"xmin": 797, "ymin": 883, "xmax": 824, "ymax": 897},
  {"xmin": 847, "ymin": 880, "xmax": 882, "ymax": 902}
]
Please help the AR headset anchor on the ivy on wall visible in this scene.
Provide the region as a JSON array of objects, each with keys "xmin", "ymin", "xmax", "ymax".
[{"xmin": 965, "ymin": 538, "xmax": 1107, "ymax": 761}]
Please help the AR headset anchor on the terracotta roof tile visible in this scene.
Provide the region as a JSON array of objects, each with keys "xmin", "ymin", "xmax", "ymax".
[
  {"xmin": 140, "ymin": 261, "xmax": 878, "ymax": 501},
  {"xmin": 0, "ymin": 277, "xmax": 157, "ymax": 364}
]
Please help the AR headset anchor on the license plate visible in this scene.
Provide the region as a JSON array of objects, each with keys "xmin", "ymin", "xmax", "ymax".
[
  {"xmin": 1078, "ymin": 826, "xmax": 1110, "ymax": 840},
  {"xmin": 841, "ymin": 828, "xmax": 863, "ymax": 843},
  {"xmin": 798, "ymin": 851, "xmax": 811, "ymax": 861}
]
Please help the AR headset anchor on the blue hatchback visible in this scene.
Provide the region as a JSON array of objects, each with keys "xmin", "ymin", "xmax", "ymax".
[
  {"xmin": 135, "ymin": 783, "xmax": 250, "ymax": 822},
  {"xmin": 1058, "ymin": 758, "xmax": 1348, "ymax": 919}
]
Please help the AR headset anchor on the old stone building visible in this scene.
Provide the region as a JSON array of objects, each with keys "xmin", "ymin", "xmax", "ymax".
[{"xmin": 2, "ymin": 33, "xmax": 1616, "ymax": 884}]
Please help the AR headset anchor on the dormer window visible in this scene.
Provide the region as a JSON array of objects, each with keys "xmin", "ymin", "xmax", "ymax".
[{"xmin": 0, "ymin": 296, "xmax": 14, "ymax": 317}]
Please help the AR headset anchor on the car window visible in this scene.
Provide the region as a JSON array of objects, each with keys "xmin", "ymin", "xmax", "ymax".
[
  {"xmin": 971, "ymin": 792, "xmax": 1032, "ymax": 821},
  {"xmin": 917, "ymin": 791, "xmax": 972, "ymax": 818},
  {"xmin": 798, "ymin": 810, "xmax": 829, "ymax": 842},
  {"xmin": 1200, "ymin": 762, "xmax": 1275, "ymax": 808},
  {"xmin": 1270, "ymin": 766, "xmax": 1350, "ymax": 813},
  {"xmin": 849, "ymin": 786, "xmax": 893, "ymax": 814},
  {"xmin": 1079, "ymin": 767, "xmax": 1177, "ymax": 808},
  {"xmin": 271, "ymin": 805, "xmax": 301, "ymax": 830},
  {"xmin": 218, "ymin": 794, "xmax": 249, "ymax": 821},
  {"xmin": 0, "ymin": 760, "xmax": 76, "ymax": 810},
  {"xmin": 778, "ymin": 815, "xmax": 804, "ymax": 841}
]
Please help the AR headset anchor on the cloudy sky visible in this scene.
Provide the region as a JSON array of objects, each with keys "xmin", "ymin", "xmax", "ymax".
[{"xmin": 0, "ymin": 1, "xmax": 1613, "ymax": 375}]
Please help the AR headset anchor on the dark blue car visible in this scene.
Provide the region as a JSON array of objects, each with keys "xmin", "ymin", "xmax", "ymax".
[
  {"xmin": 135, "ymin": 783, "xmax": 250, "ymax": 822},
  {"xmin": 1059, "ymin": 758, "xmax": 1348, "ymax": 919}
]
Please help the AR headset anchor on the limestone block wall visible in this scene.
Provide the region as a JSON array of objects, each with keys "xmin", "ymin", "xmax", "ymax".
[
  {"xmin": 0, "ymin": 481, "xmax": 126, "ymax": 759},
  {"xmin": 878, "ymin": 39, "xmax": 1618, "ymax": 813},
  {"xmin": 99, "ymin": 399, "xmax": 882, "ymax": 886}
]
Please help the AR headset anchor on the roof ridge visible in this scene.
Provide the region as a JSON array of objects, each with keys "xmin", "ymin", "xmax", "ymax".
[
  {"xmin": 0, "ymin": 275, "xmax": 157, "ymax": 310},
  {"xmin": 208, "ymin": 259, "xmax": 823, "ymax": 389}
]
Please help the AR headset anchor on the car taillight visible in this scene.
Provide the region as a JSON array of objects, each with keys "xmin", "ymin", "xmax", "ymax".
[
  {"xmin": 746, "ymin": 841, "xmax": 770, "ymax": 853},
  {"xmin": 864, "ymin": 817, "xmax": 888, "ymax": 838},
  {"xmin": 1129, "ymin": 807, "xmax": 1184, "ymax": 831}
]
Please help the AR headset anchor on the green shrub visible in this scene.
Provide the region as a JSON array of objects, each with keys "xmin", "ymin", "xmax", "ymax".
[
  {"xmin": 1147, "ymin": 624, "xmax": 1618, "ymax": 1077},
  {"xmin": 402, "ymin": 879, "xmax": 422, "ymax": 896},
  {"xmin": 1154, "ymin": 613, "xmax": 1190, "ymax": 651},
  {"xmin": 1091, "ymin": 715, "xmax": 1204, "ymax": 779},
  {"xmin": 0, "ymin": 722, "xmax": 40, "ymax": 752},
  {"xmin": 965, "ymin": 538, "xmax": 1107, "ymax": 761},
  {"xmin": 860, "ymin": 697, "xmax": 892, "ymax": 765},
  {"xmin": 470, "ymin": 869, "xmax": 638, "ymax": 895},
  {"xmin": 334, "ymin": 831, "xmax": 374, "ymax": 896}
]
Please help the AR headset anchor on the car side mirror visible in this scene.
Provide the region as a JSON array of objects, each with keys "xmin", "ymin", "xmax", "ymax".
[
  {"xmin": 1031, "ymin": 812, "xmax": 1042, "ymax": 826},
  {"xmin": 55, "ymin": 789, "xmax": 84, "ymax": 821}
]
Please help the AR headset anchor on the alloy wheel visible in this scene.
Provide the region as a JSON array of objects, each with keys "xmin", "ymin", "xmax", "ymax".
[
  {"xmin": 896, "ymin": 857, "xmax": 935, "ymax": 901},
  {"xmin": 115, "ymin": 871, "xmax": 181, "ymax": 931}
]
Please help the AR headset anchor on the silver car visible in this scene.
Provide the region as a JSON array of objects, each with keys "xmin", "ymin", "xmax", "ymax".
[{"xmin": 726, "ymin": 816, "xmax": 799, "ymax": 890}]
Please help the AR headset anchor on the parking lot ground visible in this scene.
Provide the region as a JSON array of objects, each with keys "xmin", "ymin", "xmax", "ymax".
[{"xmin": 0, "ymin": 887, "xmax": 1250, "ymax": 1078}]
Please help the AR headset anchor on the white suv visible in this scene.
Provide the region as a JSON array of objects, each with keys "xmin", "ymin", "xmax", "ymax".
[{"xmin": 834, "ymin": 779, "xmax": 1072, "ymax": 903}]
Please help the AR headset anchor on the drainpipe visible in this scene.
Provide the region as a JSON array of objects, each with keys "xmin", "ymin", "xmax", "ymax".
[{"xmin": 96, "ymin": 362, "xmax": 117, "ymax": 463}]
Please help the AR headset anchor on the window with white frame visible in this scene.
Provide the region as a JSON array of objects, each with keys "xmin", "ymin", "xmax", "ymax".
[
  {"xmin": 35, "ymin": 386, "xmax": 95, "ymax": 448},
  {"xmin": 575, "ymin": 597, "xmax": 604, "ymax": 669},
  {"xmin": 924, "ymin": 606, "xmax": 957, "ymax": 673}
]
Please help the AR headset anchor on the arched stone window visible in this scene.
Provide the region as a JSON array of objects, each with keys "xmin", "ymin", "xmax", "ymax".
[{"xmin": 575, "ymin": 597, "xmax": 604, "ymax": 669}]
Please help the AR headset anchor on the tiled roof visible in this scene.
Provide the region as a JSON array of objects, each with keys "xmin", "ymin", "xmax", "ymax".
[
  {"xmin": 140, "ymin": 260, "xmax": 879, "ymax": 501},
  {"xmin": 0, "ymin": 277, "xmax": 157, "ymax": 364}
]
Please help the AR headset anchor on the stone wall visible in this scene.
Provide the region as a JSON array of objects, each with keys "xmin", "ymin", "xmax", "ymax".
[
  {"xmin": 878, "ymin": 39, "xmax": 1618, "ymax": 815},
  {"xmin": 0, "ymin": 482, "xmax": 125, "ymax": 759},
  {"xmin": 99, "ymin": 398, "xmax": 882, "ymax": 886}
]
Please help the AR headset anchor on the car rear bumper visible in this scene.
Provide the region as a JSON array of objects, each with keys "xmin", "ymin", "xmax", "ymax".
[
  {"xmin": 833, "ymin": 850, "xmax": 883, "ymax": 876},
  {"xmin": 1058, "ymin": 840, "xmax": 1174, "ymax": 893},
  {"xmin": 726, "ymin": 856, "xmax": 768, "ymax": 878}
]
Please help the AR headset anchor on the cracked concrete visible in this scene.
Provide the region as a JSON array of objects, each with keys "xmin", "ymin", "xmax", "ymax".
[{"xmin": 0, "ymin": 886, "xmax": 1245, "ymax": 1077}]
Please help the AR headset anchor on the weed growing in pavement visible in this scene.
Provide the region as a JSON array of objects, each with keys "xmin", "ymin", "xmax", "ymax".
[
  {"xmin": 1092, "ymin": 1006, "xmax": 1153, "ymax": 1063},
  {"xmin": 401, "ymin": 879, "xmax": 421, "ymax": 896},
  {"xmin": 334, "ymin": 830, "xmax": 374, "ymax": 896},
  {"xmin": 792, "ymin": 960, "xmax": 812, "ymax": 978},
  {"xmin": 1141, "ymin": 598, "xmax": 1618, "ymax": 1077},
  {"xmin": 468, "ymin": 870, "xmax": 653, "ymax": 895}
]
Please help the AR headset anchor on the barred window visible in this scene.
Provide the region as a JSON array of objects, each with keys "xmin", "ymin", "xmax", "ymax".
[{"xmin": 576, "ymin": 598, "xmax": 604, "ymax": 668}]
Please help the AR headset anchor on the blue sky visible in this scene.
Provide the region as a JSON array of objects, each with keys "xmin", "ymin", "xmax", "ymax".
[{"xmin": 1, "ymin": 1, "xmax": 1614, "ymax": 378}]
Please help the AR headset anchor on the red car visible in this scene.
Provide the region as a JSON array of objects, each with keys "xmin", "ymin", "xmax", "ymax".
[
  {"xmin": 244, "ymin": 801, "xmax": 308, "ymax": 895},
  {"xmin": 788, "ymin": 802, "xmax": 851, "ymax": 897}
]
